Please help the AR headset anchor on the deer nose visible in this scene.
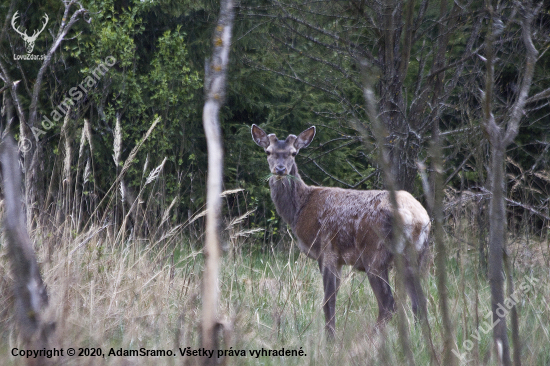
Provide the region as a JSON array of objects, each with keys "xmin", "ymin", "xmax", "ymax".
[{"xmin": 275, "ymin": 165, "xmax": 286, "ymax": 175}]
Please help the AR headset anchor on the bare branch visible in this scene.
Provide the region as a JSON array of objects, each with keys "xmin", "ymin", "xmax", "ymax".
[
  {"xmin": 273, "ymin": 0, "xmax": 375, "ymax": 62},
  {"xmin": 525, "ymin": 87, "xmax": 550, "ymax": 104},
  {"xmin": 270, "ymin": 34, "xmax": 362, "ymax": 89},
  {"xmin": 28, "ymin": 1, "xmax": 88, "ymax": 128},
  {"xmin": 397, "ymin": 0, "xmax": 416, "ymax": 84},
  {"xmin": 503, "ymin": 3, "xmax": 539, "ymax": 146},
  {"xmin": 0, "ymin": 68, "xmax": 28, "ymax": 130}
]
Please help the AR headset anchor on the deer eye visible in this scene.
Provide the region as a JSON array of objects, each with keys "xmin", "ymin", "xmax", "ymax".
[
  {"xmin": 291, "ymin": 152, "xmax": 297, "ymax": 157},
  {"xmin": 266, "ymin": 151, "xmax": 271, "ymax": 156}
]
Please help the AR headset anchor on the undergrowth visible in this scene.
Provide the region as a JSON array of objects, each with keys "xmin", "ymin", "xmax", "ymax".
[{"xmin": 1, "ymin": 216, "xmax": 548, "ymax": 365}]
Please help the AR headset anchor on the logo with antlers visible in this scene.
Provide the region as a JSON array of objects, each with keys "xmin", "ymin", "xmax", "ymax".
[{"xmin": 11, "ymin": 11, "xmax": 49, "ymax": 54}]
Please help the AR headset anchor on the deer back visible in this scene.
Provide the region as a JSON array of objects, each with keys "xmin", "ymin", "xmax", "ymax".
[{"xmin": 291, "ymin": 187, "xmax": 429, "ymax": 270}]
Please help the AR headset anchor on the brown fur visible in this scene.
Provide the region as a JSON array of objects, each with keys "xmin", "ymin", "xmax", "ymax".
[{"xmin": 251, "ymin": 125, "xmax": 431, "ymax": 338}]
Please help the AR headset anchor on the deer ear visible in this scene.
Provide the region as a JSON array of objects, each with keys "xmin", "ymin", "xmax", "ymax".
[
  {"xmin": 251, "ymin": 124, "xmax": 270, "ymax": 148},
  {"xmin": 295, "ymin": 126, "xmax": 316, "ymax": 150}
]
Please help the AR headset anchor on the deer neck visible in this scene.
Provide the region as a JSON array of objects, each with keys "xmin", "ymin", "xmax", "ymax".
[{"xmin": 268, "ymin": 163, "xmax": 309, "ymax": 228}]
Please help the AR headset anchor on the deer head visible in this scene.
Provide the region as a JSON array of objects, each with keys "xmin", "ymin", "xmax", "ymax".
[
  {"xmin": 11, "ymin": 11, "xmax": 49, "ymax": 54},
  {"xmin": 251, "ymin": 124, "xmax": 315, "ymax": 176}
]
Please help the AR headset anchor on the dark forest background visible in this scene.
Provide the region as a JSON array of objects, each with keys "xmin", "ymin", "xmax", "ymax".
[{"xmin": 1, "ymin": 0, "xmax": 549, "ymax": 245}]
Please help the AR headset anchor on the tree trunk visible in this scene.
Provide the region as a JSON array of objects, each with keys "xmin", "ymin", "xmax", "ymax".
[
  {"xmin": 1, "ymin": 136, "xmax": 52, "ymax": 365},
  {"xmin": 488, "ymin": 145, "xmax": 511, "ymax": 365},
  {"xmin": 201, "ymin": 0, "xmax": 234, "ymax": 364},
  {"xmin": 482, "ymin": 4, "xmax": 539, "ymax": 364},
  {"xmin": 377, "ymin": 0, "xmax": 416, "ymax": 192}
]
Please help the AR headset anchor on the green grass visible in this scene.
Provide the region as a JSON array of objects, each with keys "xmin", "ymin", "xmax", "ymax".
[{"xmin": 1, "ymin": 226, "xmax": 549, "ymax": 365}]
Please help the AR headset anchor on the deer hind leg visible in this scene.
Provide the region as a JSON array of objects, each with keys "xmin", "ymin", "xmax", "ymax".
[
  {"xmin": 404, "ymin": 259, "xmax": 427, "ymax": 322},
  {"xmin": 318, "ymin": 260, "xmax": 341, "ymax": 340},
  {"xmin": 367, "ymin": 265, "xmax": 395, "ymax": 326}
]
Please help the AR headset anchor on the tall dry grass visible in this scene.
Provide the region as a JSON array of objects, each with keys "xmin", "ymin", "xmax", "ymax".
[{"xmin": 2, "ymin": 204, "xmax": 548, "ymax": 365}]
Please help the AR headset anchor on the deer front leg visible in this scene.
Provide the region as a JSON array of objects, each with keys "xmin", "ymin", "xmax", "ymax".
[{"xmin": 319, "ymin": 260, "xmax": 341, "ymax": 340}]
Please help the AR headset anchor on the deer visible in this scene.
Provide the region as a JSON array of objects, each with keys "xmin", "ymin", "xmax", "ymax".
[{"xmin": 251, "ymin": 124, "xmax": 431, "ymax": 339}]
